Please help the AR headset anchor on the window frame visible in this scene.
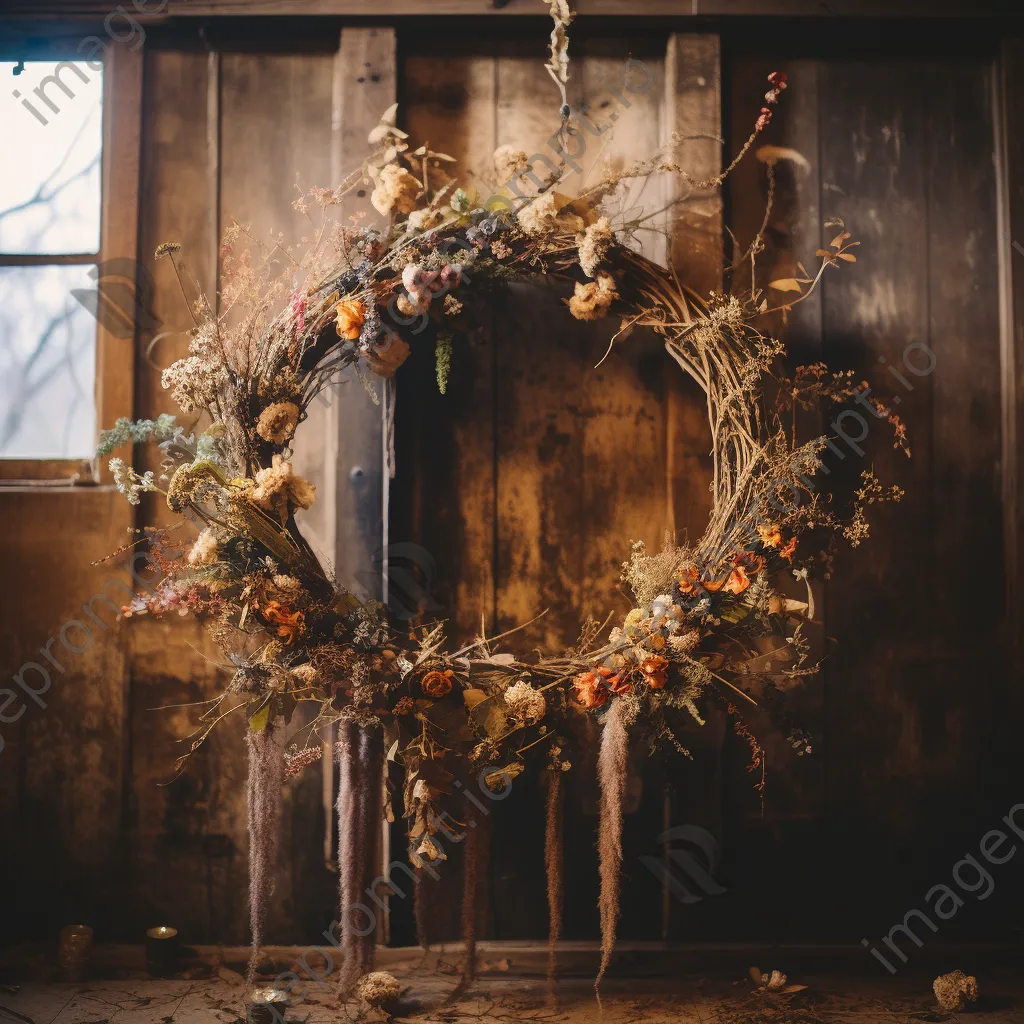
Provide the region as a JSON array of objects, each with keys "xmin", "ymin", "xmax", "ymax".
[{"xmin": 0, "ymin": 44, "xmax": 141, "ymax": 484}]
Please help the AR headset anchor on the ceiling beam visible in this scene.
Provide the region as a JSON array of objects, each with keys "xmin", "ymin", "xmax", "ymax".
[{"xmin": 0, "ymin": 0, "xmax": 1020, "ymax": 18}]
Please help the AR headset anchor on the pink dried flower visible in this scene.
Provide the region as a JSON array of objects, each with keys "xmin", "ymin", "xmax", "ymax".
[{"xmin": 283, "ymin": 744, "xmax": 323, "ymax": 779}]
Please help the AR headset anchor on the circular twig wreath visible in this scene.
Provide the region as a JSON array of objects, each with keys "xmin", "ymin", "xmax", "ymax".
[{"xmin": 96, "ymin": 32, "xmax": 906, "ymax": 1001}]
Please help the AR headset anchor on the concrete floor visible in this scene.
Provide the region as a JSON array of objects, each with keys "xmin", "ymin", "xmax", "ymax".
[{"xmin": 0, "ymin": 944, "xmax": 1020, "ymax": 1023}]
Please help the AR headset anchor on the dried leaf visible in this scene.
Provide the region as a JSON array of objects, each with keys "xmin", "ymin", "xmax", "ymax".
[
  {"xmin": 769, "ymin": 278, "xmax": 803, "ymax": 293},
  {"xmin": 248, "ymin": 702, "xmax": 270, "ymax": 732},
  {"xmin": 755, "ymin": 145, "xmax": 811, "ymax": 173},
  {"xmin": 481, "ymin": 652, "xmax": 516, "ymax": 666},
  {"xmin": 829, "ymin": 231, "xmax": 851, "ymax": 249},
  {"xmin": 462, "ymin": 687, "xmax": 488, "ymax": 711},
  {"xmin": 470, "ymin": 696, "xmax": 510, "ymax": 739},
  {"xmin": 837, "ymin": 253, "xmax": 857, "ymax": 262}
]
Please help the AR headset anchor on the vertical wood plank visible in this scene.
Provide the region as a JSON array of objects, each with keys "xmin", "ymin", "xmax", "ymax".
[
  {"xmin": 132, "ymin": 48, "xmax": 247, "ymax": 943},
  {"xmin": 819, "ymin": 61, "xmax": 935, "ymax": 933},
  {"xmin": 398, "ymin": 39, "xmax": 497, "ymax": 645},
  {"xmin": 330, "ymin": 24, "xmax": 397, "ymax": 943},
  {"xmin": 396, "ymin": 35, "xmax": 499, "ymax": 945},
  {"xmin": 96, "ymin": 44, "xmax": 142, "ymax": 460},
  {"xmin": 726, "ymin": 60, "xmax": 826, "ymax": 824},
  {"xmin": 998, "ymin": 40, "xmax": 1024, "ymax": 685},
  {"xmin": 661, "ymin": 33, "xmax": 725, "ymax": 941},
  {"xmin": 219, "ymin": 51, "xmax": 337, "ymax": 942},
  {"xmin": 926, "ymin": 62, "xmax": 1003, "ymax": 785},
  {"xmin": 491, "ymin": 43, "xmax": 587, "ymax": 941},
  {"xmin": 665, "ymin": 34, "xmax": 723, "ymax": 297},
  {"xmin": 326, "ymin": 27, "xmax": 396, "ymax": 601}
]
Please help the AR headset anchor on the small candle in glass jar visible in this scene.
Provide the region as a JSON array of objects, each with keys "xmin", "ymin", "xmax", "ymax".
[
  {"xmin": 145, "ymin": 926, "xmax": 179, "ymax": 976},
  {"xmin": 247, "ymin": 986, "xmax": 289, "ymax": 1024},
  {"xmin": 58, "ymin": 925, "xmax": 93, "ymax": 981}
]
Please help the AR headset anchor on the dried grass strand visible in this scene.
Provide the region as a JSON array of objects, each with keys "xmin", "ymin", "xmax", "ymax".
[
  {"xmin": 246, "ymin": 726, "xmax": 283, "ymax": 983},
  {"xmin": 596, "ymin": 701, "xmax": 627, "ymax": 993},
  {"xmin": 336, "ymin": 721, "xmax": 361, "ymax": 993},
  {"xmin": 544, "ymin": 770, "xmax": 564, "ymax": 995}
]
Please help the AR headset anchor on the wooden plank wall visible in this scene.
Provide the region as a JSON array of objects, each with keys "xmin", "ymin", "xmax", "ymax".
[
  {"xmin": 1, "ymin": 19, "xmax": 1016, "ymax": 949},
  {"xmin": 723, "ymin": 54, "xmax": 1009, "ymax": 941},
  {"xmin": 392, "ymin": 29, "xmax": 726, "ymax": 942}
]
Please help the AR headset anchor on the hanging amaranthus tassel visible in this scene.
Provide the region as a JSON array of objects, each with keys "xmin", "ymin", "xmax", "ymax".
[
  {"xmin": 353, "ymin": 725, "xmax": 383, "ymax": 978},
  {"xmin": 544, "ymin": 770, "xmax": 564, "ymax": 993},
  {"xmin": 336, "ymin": 720, "xmax": 361, "ymax": 993},
  {"xmin": 595, "ymin": 701, "xmax": 627, "ymax": 993},
  {"xmin": 246, "ymin": 726, "xmax": 284, "ymax": 983},
  {"xmin": 462, "ymin": 802, "xmax": 481, "ymax": 987},
  {"xmin": 413, "ymin": 867, "xmax": 430, "ymax": 953}
]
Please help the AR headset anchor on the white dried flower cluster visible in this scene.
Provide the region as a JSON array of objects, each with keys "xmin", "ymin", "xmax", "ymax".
[
  {"xmin": 108, "ymin": 458, "xmax": 156, "ymax": 506},
  {"xmin": 187, "ymin": 527, "xmax": 220, "ymax": 566},
  {"xmin": 577, "ymin": 216, "xmax": 613, "ymax": 278},
  {"xmin": 503, "ymin": 680, "xmax": 547, "ymax": 724},
  {"xmin": 160, "ymin": 355, "xmax": 226, "ymax": 413}
]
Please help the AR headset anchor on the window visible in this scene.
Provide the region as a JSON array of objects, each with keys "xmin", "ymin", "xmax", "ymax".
[{"xmin": 0, "ymin": 60, "xmax": 103, "ymax": 462}]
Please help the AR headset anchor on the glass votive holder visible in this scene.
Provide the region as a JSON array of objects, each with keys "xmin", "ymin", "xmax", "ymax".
[
  {"xmin": 145, "ymin": 926, "xmax": 179, "ymax": 976},
  {"xmin": 58, "ymin": 924, "xmax": 93, "ymax": 981},
  {"xmin": 247, "ymin": 986, "xmax": 289, "ymax": 1024}
]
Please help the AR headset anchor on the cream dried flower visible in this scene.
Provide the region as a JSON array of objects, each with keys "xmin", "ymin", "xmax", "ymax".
[
  {"xmin": 503, "ymin": 680, "xmax": 547, "ymax": 724},
  {"xmin": 568, "ymin": 271, "xmax": 618, "ymax": 320},
  {"xmin": 371, "ymin": 163, "xmax": 422, "ymax": 216},
  {"xmin": 396, "ymin": 292, "xmax": 428, "ymax": 316},
  {"xmin": 160, "ymin": 355, "xmax": 222, "ymax": 413},
  {"xmin": 355, "ymin": 971, "xmax": 402, "ymax": 1009},
  {"xmin": 187, "ymin": 527, "xmax": 220, "ymax": 566},
  {"xmin": 290, "ymin": 663, "xmax": 320, "ymax": 686},
  {"xmin": 256, "ymin": 401, "xmax": 299, "ymax": 445},
  {"xmin": 252, "ymin": 454, "xmax": 316, "ymax": 516},
  {"xmin": 493, "ymin": 144, "xmax": 530, "ymax": 184},
  {"xmin": 273, "ymin": 573, "xmax": 302, "ymax": 595},
  {"xmin": 577, "ymin": 216, "xmax": 613, "ymax": 278},
  {"xmin": 406, "ymin": 206, "xmax": 445, "ymax": 233},
  {"xmin": 516, "ymin": 190, "xmax": 585, "ymax": 236}
]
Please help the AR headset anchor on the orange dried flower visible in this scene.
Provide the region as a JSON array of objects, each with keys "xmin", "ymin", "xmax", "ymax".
[
  {"xmin": 335, "ymin": 297, "xmax": 365, "ymax": 340},
  {"xmin": 757, "ymin": 523, "xmax": 782, "ymax": 548},
  {"xmin": 421, "ymin": 669, "xmax": 454, "ymax": 698},
  {"xmin": 640, "ymin": 655, "xmax": 669, "ymax": 689},
  {"xmin": 261, "ymin": 600, "xmax": 305, "ymax": 645},
  {"xmin": 780, "ymin": 536, "xmax": 798, "ymax": 561},
  {"xmin": 573, "ymin": 671, "xmax": 607, "ymax": 710},
  {"xmin": 723, "ymin": 564, "xmax": 751, "ymax": 595}
]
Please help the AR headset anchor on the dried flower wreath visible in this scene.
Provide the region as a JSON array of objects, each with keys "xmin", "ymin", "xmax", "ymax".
[{"xmin": 96, "ymin": 2, "xmax": 907, "ymax": 1000}]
